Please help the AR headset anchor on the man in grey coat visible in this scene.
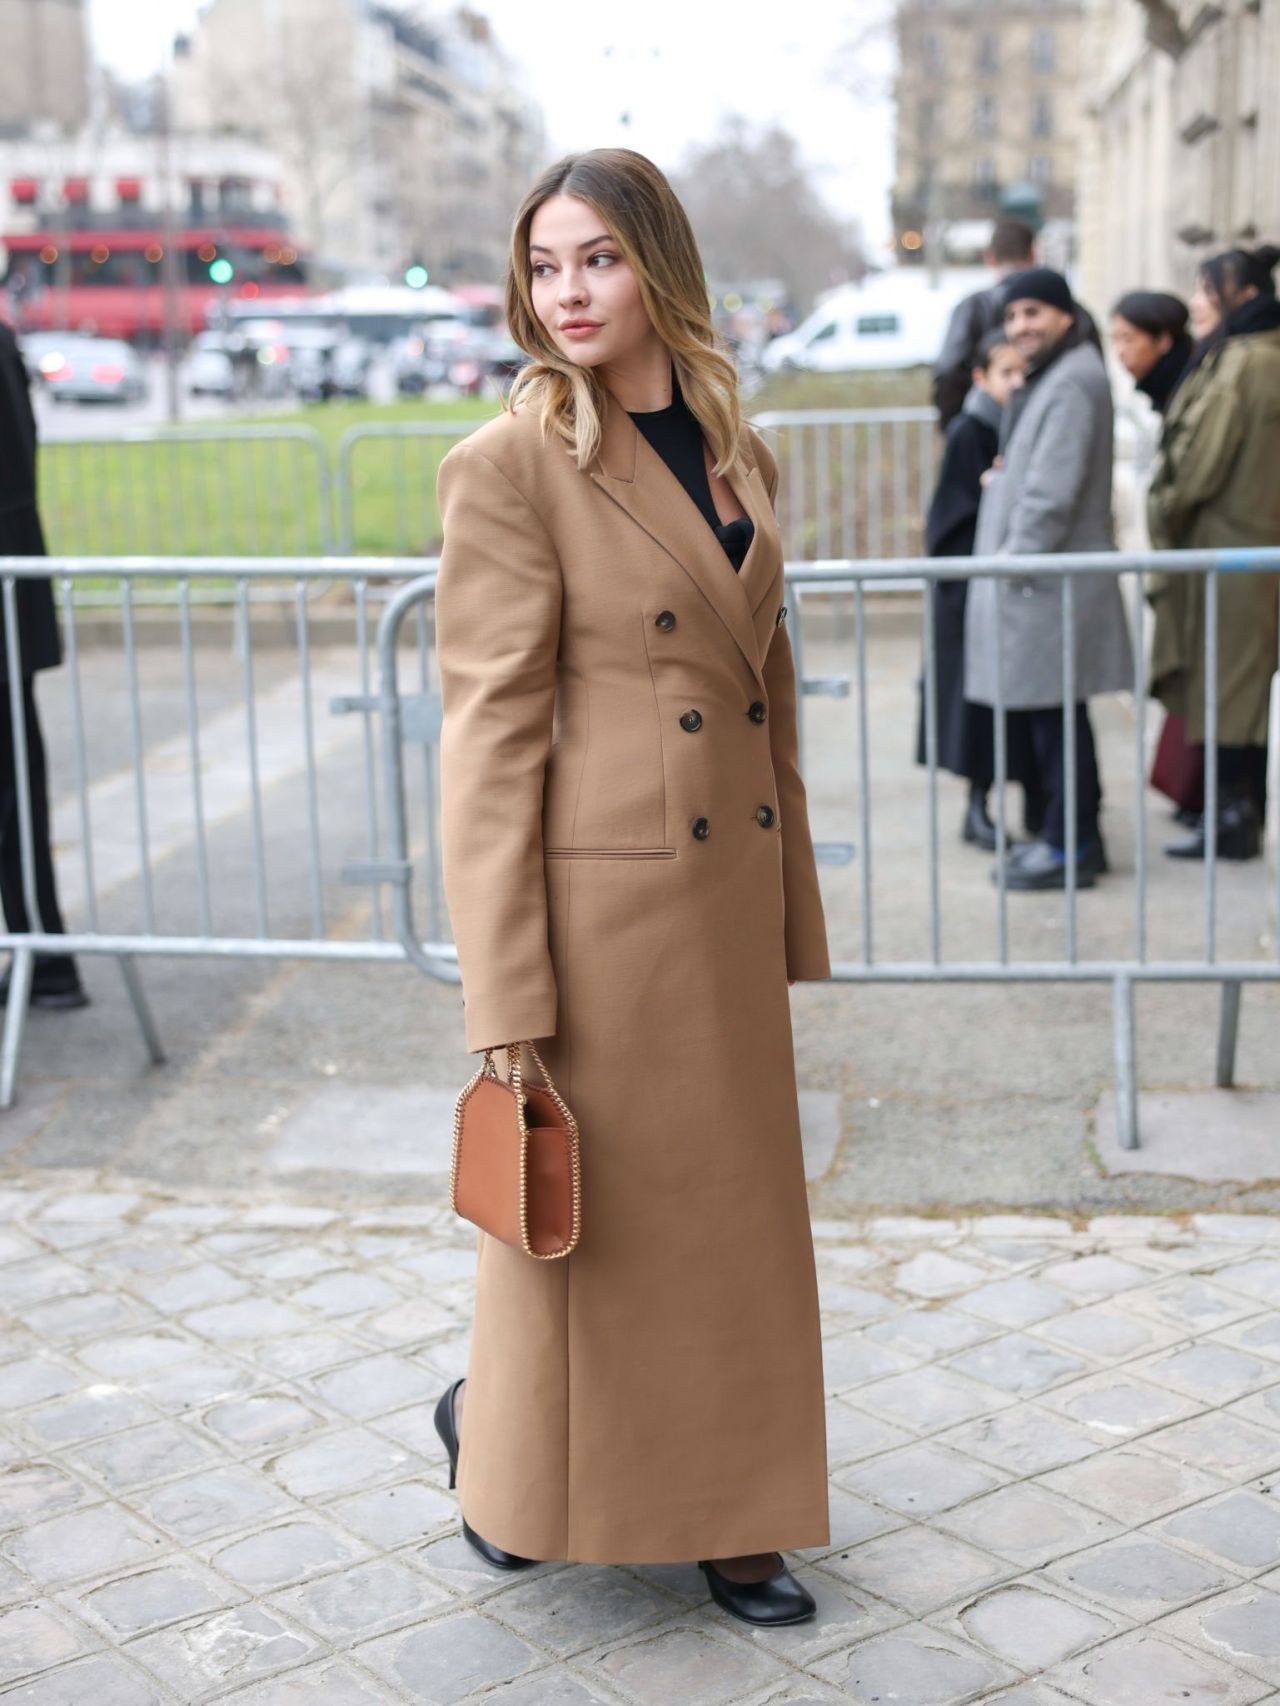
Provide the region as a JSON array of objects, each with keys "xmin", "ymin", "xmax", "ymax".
[{"xmin": 965, "ymin": 268, "xmax": 1133, "ymax": 890}]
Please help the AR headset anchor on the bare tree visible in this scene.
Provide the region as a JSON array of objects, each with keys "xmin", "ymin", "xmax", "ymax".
[{"xmin": 673, "ymin": 118, "xmax": 867, "ymax": 313}]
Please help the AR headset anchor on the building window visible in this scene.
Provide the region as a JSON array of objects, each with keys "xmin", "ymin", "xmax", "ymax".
[
  {"xmin": 975, "ymin": 94, "xmax": 997, "ymax": 138},
  {"xmin": 922, "ymin": 31, "xmax": 943, "ymax": 74},
  {"xmin": 1032, "ymin": 95, "xmax": 1053, "ymax": 137},
  {"xmin": 974, "ymin": 157, "xmax": 998, "ymax": 199},
  {"xmin": 1031, "ymin": 29, "xmax": 1055, "ymax": 73},
  {"xmin": 1029, "ymin": 154, "xmax": 1053, "ymax": 186},
  {"xmin": 977, "ymin": 32, "xmax": 998, "ymax": 74}
]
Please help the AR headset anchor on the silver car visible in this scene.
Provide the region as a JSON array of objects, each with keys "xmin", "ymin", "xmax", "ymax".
[{"xmin": 37, "ymin": 336, "xmax": 147, "ymax": 405}]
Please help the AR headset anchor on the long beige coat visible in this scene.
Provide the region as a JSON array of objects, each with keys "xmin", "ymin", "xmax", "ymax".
[{"xmin": 435, "ymin": 392, "xmax": 831, "ymax": 1564}]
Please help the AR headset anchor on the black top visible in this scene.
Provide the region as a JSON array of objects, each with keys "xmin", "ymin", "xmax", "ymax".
[{"xmin": 628, "ymin": 388, "xmax": 755, "ymax": 573}]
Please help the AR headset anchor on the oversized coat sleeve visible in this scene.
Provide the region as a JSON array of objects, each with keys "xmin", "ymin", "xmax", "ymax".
[
  {"xmin": 753, "ymin": 433, "xmax": 832, "ymax": 982},
  {"xmin": 1146, "ymin": 356, "xmax": 1245, "ymax": 551},
  {"xmin": 435, "ymin": 438, "xmax": 562, "ymax": 1052}
]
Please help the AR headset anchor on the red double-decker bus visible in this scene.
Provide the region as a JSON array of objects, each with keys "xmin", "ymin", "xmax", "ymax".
[{"xmin": 2, "ymin": 216, "xmax": 311, "ymax": 342}]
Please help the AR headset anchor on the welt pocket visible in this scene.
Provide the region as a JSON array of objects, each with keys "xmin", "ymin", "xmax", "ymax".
[{"xmin": 544, "ymin": 847, "xmax": 676, "ymax": 861}]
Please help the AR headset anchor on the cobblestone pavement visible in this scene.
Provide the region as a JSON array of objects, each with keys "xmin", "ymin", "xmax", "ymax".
[{"xmin": 3, "ymin": 1182, "xmax": 1280, "ymax": 1704}]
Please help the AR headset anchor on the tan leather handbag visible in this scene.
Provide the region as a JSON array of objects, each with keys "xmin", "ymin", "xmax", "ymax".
[{"xmin": 450, "ymin": 1042, "xmax": 582, "ymax": 1260}]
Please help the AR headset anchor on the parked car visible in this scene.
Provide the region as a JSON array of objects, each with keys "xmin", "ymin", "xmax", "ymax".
[
  {"xmin": 35, "ymin": 336, "xmax": 147, "ymax": 404},
  {"xmin": 186, "ymin": 331, "xmax": 237, "ymax": 398},
  {"xmin": 761, "ymin": 272, "xmax": 982, "ymax": 374}
]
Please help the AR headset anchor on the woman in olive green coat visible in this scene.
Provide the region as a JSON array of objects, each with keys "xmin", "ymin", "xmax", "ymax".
[{"xmin": 1147, "ymin": 245, "xmax": 1280, "ymax": 860}]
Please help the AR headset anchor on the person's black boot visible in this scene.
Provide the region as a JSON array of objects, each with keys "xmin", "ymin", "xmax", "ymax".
[
  {"xmin": 1166, "ymin": 795, "xmax": 1261, "ymax": 862},
  {"xmin": 961, "ymin": 785, "xmax": 998, "ymax": 852},
  {"xmin": 0, "ymin": 955, "xmax": 89, "ymax": 1011}
]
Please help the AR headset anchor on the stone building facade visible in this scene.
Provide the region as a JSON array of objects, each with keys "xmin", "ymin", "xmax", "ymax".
[
  {"xmin": 1076, "ymin": 0, "xmax": 1280, "ymax": 313},
  {"xmin": 0, "ymin": 0, "xmax": 90, "ymax": 137}
]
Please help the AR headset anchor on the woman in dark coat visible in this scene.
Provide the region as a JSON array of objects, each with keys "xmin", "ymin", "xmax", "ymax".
[
  {"xmin": 916, "ymin": 329, "xmax": 1038, "ymax": 848},
  {"xmin": 1110, "ymin": 291, "xmax": 1192, "ymax": 416},
  {"xmin": 0, "ymin": 322, "xmax": 85, "ymax": 1008}
]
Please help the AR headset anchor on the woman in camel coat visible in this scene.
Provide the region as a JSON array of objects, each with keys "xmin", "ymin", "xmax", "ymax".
[{"xmin": 431, "ymin": 149, "xmax": 831, "ymax": 1626}]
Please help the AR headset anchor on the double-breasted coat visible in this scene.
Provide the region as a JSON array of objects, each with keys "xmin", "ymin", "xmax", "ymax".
[
  {"xmin": 965, "ymin": 338, "xmax": 1133, "ymax": 710},
  {"xmin": 434, "ymin": 391, "xmax": 831, "ymax": 1564}
]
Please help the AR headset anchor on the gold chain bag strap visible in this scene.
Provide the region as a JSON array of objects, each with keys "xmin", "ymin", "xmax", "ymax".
[{"xmin": 450, "ymin": 1041, "xmax": 582, "ymax": 1260}]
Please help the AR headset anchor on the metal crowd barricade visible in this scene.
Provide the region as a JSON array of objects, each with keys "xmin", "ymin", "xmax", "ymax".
[{"xmin": 335, "ymin": 422, "xmax": 479, "ymax": 556}]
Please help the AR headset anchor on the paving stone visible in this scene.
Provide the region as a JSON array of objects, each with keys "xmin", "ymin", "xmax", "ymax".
[
  {"xmin": 1040, "ymin": 1446, "xmax": 1229, "ymax": 1523},
  {"xmin": 326, "ymin": 1480, "xmax": 455, "ymax": 1547},
  {"xmin": 1157, "ymin": 1583, "xmax": 1280, "ymax": 1678},
  {"xmin": 1232, "ymin": 1387, "xmax": 1280, "ymax": 1436},
  {"xmin": 0, "ymin": 1652, "xmax": 166, "ymax": 1704},
  {"xmin": 21, "ymin": 1389, "xmax": 157, "ymax": 1446},
  {"xmin": 893, "ymin": 1252, "xmax": 990, "ymax": 1299},
  {"xmin": 865, "ymin": 1309, "xmax": 993, "ymax": 1361},
  {"xmin": 203, "ymin": 1396, "xmax": 322, "ymax": 1449},
  {"xmin": 451, "ymin": 1670, "xmax": 621, "ymax": 1706},
  {"xmin": 211, "ymin": 1521, "xmax": 369, "ymax": 1590},
  {"xmin": 0, "ymin": 1257, "xmax": 89, "ymax": 1310},
  {"xmin": 0, "ymin": 1601, "xmax": 97, "ymax": 1687},
  {"xmin": 39, "ymin": 1193, "xmax": 141, "ymax": 1223},
  {"xmin": 1049, "ymin": 1535, "xmax": 1236, "ymax": 1619},
  {"xmin": 585, "ymin": 1624, "xmax": 789, "ymax": 1706},
  {"xmin": 127, "ymin": 1604, "xmax": 323, "ymax": 1698},
  {"xmin": 138, "ymin": 1466, "xmax": 295, "ymax": 1543},
  {"xmin": 184, "ymin": 1299, "xmax": 311, "ymax": 1341},
  {"xmin": 1194, "ymin": 1216, "xmax": 1280, "ymax": 1242},
  {"xmin": 817, "ymin": 1487, "xmax": 905, "ymax": 1550},
  {"xmin": 137, "ymin": 1357, "xmax": 261, "ymax": 1414},
  {"xmin": 956, "ymin": 1277, "xmax": 1073, "ymax": 1327},
  {"xmin": 948, "ymin": 1333, "xmax": 1087, "ymax": 1396},
  {"xmin": 252, "ymin": 1333, "xmax": 362, "ymax": 1378},
  {"xmin": 822, "ymin": 1332, "xmax": 914, "ymax": 1390},
  {"xmin": 1217, "ymin": 1261, "xmax": 1280, "ymax": 1308},
  {"xmin": 0, "ymin": 1464, "xmax": 88, "ymax": 1531},
  {"xmin": 1035, "ymin": 1307, "xmax": 1171, "ymax": 1361},
  {"xmin": 955, "ymin": 1583, "xmax": 1117, "ymax": 1669},
  {"xmin": 974, "ymin": 1215, "xmax": 1074, "ymax": 1238},
  {"xmin": 234, "ymin": 1247, "xmax": 343, "ymax": 1284},
  {"xmin": 267, "ymin": 1427, "xmax": 416, "ymax": 1499},
  {"xmin": 838, "ymin": 1442, "xmax": 1005, "ymax": 1517},
  {"xmin": 142, "ymin": 1204, "xmax": 235, "ymax": 1230},
  {"xmin": 310, "ymin": 1354, "xmax": 438, "ymax": 1420},
  {"xmin": 411, "ymin": 1532, "xmax": 564, "ymax": 1600},
  {"xmin": 288, "ymin": 1272, "xmax": 399, "ymax": 1319},
  {"xmin": 812, "ymin": 1622, "xmax": 1015, "ymax": 1703},
  {"xmin": 359, "ymin": 1297, "xmax": 457, "ymax": 1346},
  {"xmin": 0, "ymin": 1358, "xmax": 78, "ymax": 1409},
  {"xmin": 1163, "ymin": 1490, "xmax": 1280, "ymax": 1570},
  {"xmin": 1141, "ymin": 1342, "xmax": 1275, "ymax": 1403},
  {"xmin": 719, "ymin": 1566, "xmax": 907, "ymax": 1666},
  {"xmin": 941, "ymin": 1406, "xmax": 1102, "ymax": 1474},
  {"xmin": 135, "ymin": 1263, "xmax": 250, "ymax": 1315},
  {"xmin": 1129, "ymin": 1277, "xmax": 1262, "ymax": 1331},
  {"xmin": 1037, "ymin": 1255, "xmax": 1150, "ymax": 1298},
  {"xmin": 21, "ymin": 1292, "xmax": 146, "ymax": 1341},
  {"xmin": 855, "ymin": 1368, "xmax": 1004, "ymax": 1434},
  {"xmin": 242, "ymin": 1206, "xmax": 337, "ymax": 1230},
  {"xmin": 937, "ymin": 1482, "xmax": 1119, "ymax": 1567},
  {"xmin": 818, "ymin": 1281, "xmax": 896, "ymax": 1319},
  {"xmin": 356, "ymin": 1612, "xmax": 540, "ymax": 1703},
  {"xmin": 270, "ymin": 1557, "xmax": 450, "ymax": 1641},
  {"xmin": 1145, "ymin": 1411, "xmax": 1280, "ymax": 1480},
  {"xmin": 824, "ymin": 1401, "xmax": 911, "ymax": 1465},
  {"xmin": 1225, "ymin": 1315, "xmax": 1280, "ymax": 1362},
  {"xmin": 1047, "ymin": 1627, "xmax": 1271, "ymax": 1705},
  {"xmin": 73, "ymin": 1561, "xmax": 230, "ymax": 1637},
  {"xmin": 77, "ymin": 1333, "xmax": 198, "ymax": 1378},
  {"xmin": 825, "ymin": 1525, "xmax": 1009, "ymax": 1615},
  {"xmin": 486, "ymin": 1564, "xmax": 675, "ymax": 1657},
  {"xmin": 1041, "ymin": 1373, "xmax": 1201, "ymax": 1438},
  {"xmin": 3, "ymin": 1505, "xmax": 165, "ymax": 1588},
  {"xmin": 73, "ymin": 1420, "xmax": 223, "ymax": 1491}
]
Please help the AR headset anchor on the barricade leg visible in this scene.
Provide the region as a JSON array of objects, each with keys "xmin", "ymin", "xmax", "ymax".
[
  {"xmin": 1215, "ymin": 979, "xmax": 1242, "ymax": 1089},
  {"xmin": 1113, "ymin": 973, "xmax": 1139, "ymax": 1150},
  {"xmin": 0, "ymin": 947, "xmax": 35, "ymax": 1110},
  {"xmin": 115, "ymin": 956, "xmax": 165, "ymax": 1066}
]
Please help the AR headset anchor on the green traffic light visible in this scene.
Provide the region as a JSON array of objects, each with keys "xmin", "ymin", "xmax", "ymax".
[
  {"xmin": 404, "ymin": 265, "xmax": 429, "ymax": 288},
  {"xmin": 209, "ymin": 258, "xmax": 234, "ymax": 284}
]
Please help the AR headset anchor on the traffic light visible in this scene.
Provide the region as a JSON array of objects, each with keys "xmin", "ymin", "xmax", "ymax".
[
  {"xmin": 404, "ymin": 264, "xmax": 429, "ymax": 289},
  {"xmin": 209, "ymin": 258, "xmax": 234, "ymax": 284}
]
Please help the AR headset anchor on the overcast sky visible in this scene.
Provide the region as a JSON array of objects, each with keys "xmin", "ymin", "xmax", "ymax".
[{"xmin": 88, "ymin": 0, "xmax": 895, "ymax": 243}]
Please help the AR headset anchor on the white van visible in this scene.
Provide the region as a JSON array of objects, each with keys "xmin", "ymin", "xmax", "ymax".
[{"xmin": 762, "ymin": 270, "xmax": 988, "ymax": 374}]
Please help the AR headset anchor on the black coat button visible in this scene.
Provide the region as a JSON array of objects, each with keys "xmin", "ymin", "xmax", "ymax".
[
  {"xmin": 755, "ymin": 804, "xmax": 776, "ymax": 828},
  {"xmin": 654, "ymin": 610, "xmax": 676, "ymax": 631},
  {"xmin": 679, "ymin": 709, "xmax": 703, "ymax": 732},
  {"xmin": 692, "ymin": 816, "xmax": 711, "ymax": 840},
  {"xmin": 747, "ymin": 701, "xmax": 767, "ymax": 724},
  {"xmin": 775, "ymin": 605, "xmax": 788, "ymax": 627}
]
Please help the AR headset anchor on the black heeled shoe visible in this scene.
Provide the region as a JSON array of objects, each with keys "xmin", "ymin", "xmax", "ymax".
[
  {"xmin": 699, "ymin": 1555, "xmax": 816, "ymax": 1626},
  {"xmin": 433, "ymin": 1379, "xmax": 536, "ymax": 1571}
]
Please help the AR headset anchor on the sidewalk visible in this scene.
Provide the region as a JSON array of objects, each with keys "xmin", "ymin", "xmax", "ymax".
[{"xmin": 2, "ymin": 1179, "xmax": 1280, "ymax": 1703}]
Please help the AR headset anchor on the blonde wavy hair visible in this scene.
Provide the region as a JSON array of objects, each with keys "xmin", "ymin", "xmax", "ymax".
[{"xmin": 505, "ymin": 149, "xmax": 743, "ymax": 474}]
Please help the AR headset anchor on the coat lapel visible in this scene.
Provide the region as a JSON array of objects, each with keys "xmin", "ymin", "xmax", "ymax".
[{"xmin": 588, "ymin": 394, "xmax": 769, "ymax": 686}]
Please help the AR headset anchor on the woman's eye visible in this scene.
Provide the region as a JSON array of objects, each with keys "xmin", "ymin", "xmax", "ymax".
[
  {"xmin": 588, "ymin": 252, "xmax": 616, "ymax": 268},
  {"xmin": 531, "ymin": 264, "xmax": 553, "ymax": 279}
]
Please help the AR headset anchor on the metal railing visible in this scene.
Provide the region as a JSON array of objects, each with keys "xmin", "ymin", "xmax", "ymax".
[{"xmin": 3, "ymin": 549, "xmax": 1277, "ymax": 1150}]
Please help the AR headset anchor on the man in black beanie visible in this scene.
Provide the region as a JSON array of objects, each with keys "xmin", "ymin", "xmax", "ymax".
[{"xmin": 962, "ymin": 268, "xmax": 1134, "ymax": 890}]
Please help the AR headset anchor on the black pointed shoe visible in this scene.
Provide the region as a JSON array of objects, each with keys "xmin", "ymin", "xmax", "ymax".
[
  {"xmin": 699, "ymin": 1556, "xmax": 816, "ymax": 1626},
  {"xmin": 432, "ymin": 1379, "xmax": 537, "ymax": 1571}
]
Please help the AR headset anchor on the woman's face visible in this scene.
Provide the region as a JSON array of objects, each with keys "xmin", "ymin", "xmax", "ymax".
[
  {"xmin": 527, "ymin": 194, "xmax": 661, "ymax": 372},
  {"xmin": 977, "ymin": 341, "xmax": 1025, "ymax": 408},
  {"xmin": 1109, "ymin": 315, "xmax": 1172, "ymax": 380},
  {"xmin": 1189, "ymin": 275, "xmax": 1222, "ymax": 340}
]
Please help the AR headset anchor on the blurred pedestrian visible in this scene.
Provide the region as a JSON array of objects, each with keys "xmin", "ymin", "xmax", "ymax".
[
  {"xmin": 1110, "ymin": 292, "xmax": 1193, "ymax": 416},
  {"xmin": 0, "ymin": 323, "xmax": 86, "ymax": 1008},
  {"xmin": 915, "ymin": 329, "xmax": 1041, "ymax": 848},
  {"xmin": 1146, "ymin": 244, "xmax": 1280, "ymax": 862},
  {"xmin": 932, "ymin": 220, "xmax": 1037, "ymax": 428},
  {"xmin": 965, "ymin": 268, "xmax": 1134, "ymax": 891}
]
